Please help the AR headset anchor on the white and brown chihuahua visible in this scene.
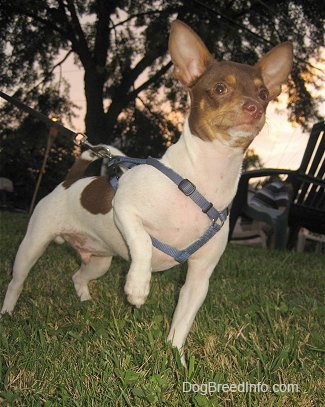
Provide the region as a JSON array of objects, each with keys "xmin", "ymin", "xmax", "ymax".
[{"xmin": 1, "ymin": 20, "xmax": 293, "ymax": 364}]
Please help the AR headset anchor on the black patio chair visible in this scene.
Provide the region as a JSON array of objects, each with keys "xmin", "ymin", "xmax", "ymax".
[{"xmin": 229, "ymin": 121, "xmax": 325, "ymax": 250}]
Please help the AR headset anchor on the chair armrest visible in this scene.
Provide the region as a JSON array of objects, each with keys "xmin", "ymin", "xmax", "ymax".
[
  {"xmin": 229, "ymin": 168, "xmax": 295, "ymax": 239},
  {"xmin": 242, "ymin": 168, "xmax": 324, "ymax": 186},
  {"xmin": 241, "ymin": 168, "xmax": 296, "ymax": 180},
  {"xmin": 236, "ymin": 168, "xmax": 296, "ymax": 207}
]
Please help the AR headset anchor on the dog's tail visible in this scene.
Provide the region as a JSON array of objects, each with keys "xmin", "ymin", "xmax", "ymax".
[
  {"xmin": 62, "ymin": 146, "xmax": 126, "ymax": 188},
  {"xmin": 62, "ymin": 150, "xmax": 99, "ymax": 188}
]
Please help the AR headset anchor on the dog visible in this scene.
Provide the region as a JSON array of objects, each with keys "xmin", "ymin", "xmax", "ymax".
[{"xmin": 1, "ymin": 20, "xmax": 293, "ymax": 364}]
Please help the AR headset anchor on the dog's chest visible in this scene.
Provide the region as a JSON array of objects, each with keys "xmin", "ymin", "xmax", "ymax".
[{"xmin": 113, "ymin": 165, "xmax": 223, "ymax": 244}]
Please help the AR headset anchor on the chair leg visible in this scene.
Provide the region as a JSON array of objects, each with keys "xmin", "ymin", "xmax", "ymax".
[
  {"xmin": 228, "ymin": 214, "xmax": 238, "ymax": 240},
  {"xmin": 296, "ymin": 228, "xmax": 306, "ymax": 252},
  {"xmin": 272, "ymin": 220, "xmax": 288, "ymax": 250},
  {"xmin": 287, "ymin": 225, "xmax": 300, "ymax": 250},
  {"xmin": 229, "ymin": 203, "xmax": 242, "ymax": 241}
]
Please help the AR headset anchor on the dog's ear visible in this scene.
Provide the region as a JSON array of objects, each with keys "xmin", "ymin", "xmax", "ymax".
[
  {"xmin": 168, "ymin": 20, "xmax": 213, "ymax": 87},
  {"xmin": 256, "ymin": 42, "xmax": 293, "ymax": 100}
]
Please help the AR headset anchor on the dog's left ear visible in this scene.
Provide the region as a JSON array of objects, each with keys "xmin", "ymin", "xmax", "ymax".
[
  {"xmin": 168, "ymin": 20, "xmax": 213, "ymax": 87},
  {"xmin": 256, "ymin": 42, "xmax": 293, "ymax": 100}
]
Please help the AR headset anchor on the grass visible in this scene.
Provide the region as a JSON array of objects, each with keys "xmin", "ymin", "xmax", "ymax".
[{"xmin": 0, "ymin": 212, "xmax": 324, "ymax": 406}]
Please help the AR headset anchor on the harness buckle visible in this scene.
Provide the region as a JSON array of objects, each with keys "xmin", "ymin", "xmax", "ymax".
[
  {"xmin": 202, "ymin": 202, "xmax": 213, "ymax": 214},
  {"xmin": 178, "ymin": 179, "xmax": 196, "ymax": 196},
  {"xmin": 212, "ymin": 207, "xmax": 229, "ymax": 229},
  {"xmin": 212, "ymin": 217, "xmax": 223, "ymax": 230}
]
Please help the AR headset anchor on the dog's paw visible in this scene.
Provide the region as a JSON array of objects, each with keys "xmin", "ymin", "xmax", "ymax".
[
  {"xmin": 124, "ymin": 279, "xmax": 150, "ymax": 308},
  {"xmin": 72, "ymin": 275, "xmax": 92, "ymax": 302},
  {"xmin": 75, "ymin": 285, "xmax": 92, "ymax": 302},
  {"xmin": 125, "ymin": 293, "xmax": 146, "ymax": 308},
  {"xmin": 0, "ymin": 308, "xmax": 13, "ymax": 318},
  {"xmin": 180, "ymin": 353, "xmax": 187, "ymax": 368},
  {"xmin": 78, "ymin": 289, "xmax": 92, "ymax": 302}
]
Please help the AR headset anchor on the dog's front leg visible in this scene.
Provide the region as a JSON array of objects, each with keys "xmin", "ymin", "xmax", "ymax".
[
  {"xmin": 167, "ymin": 262, "xmax": 213, "ymax": 359},
  {"xmin": 114, "ymin": 208, "xmax": 152, "ymax": 308}
]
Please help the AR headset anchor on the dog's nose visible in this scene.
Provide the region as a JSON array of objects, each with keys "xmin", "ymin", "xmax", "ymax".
[{"xmin": 243, "ymin": 101, "xmax": 263, "ymax": 119}]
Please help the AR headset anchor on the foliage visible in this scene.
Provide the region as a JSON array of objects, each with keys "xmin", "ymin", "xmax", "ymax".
[
  {"xmin": 113, "ymin": 105, "xmax": 180, "ymax": 158},
  {"xmin": 0, "ymin": 0, "xmax": 323, "ymax": 146},
  {"xmin": 0, "ymin": 0, "xmax": 323, "ymax": 204},
  {"xmin": 243, "ymin": 149, "xmax": 264, "ymax": 172},
  {"xmin": 0, "ymin": 89, "xmax": 75, "ymax": 209},
  {"xmin": 0, "ymin": 213, "xmax": 324, "ymax": 405}
]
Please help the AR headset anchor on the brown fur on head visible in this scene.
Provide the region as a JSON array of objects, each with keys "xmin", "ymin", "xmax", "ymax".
[{"xmin": 168, "ymin": 20, "xmax": 293, "ymax": 149}]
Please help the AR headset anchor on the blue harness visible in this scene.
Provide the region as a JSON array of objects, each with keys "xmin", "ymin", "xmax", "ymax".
[{"xmin": 107, "ymin": 156, "xmax": 229, "ymax": 263}]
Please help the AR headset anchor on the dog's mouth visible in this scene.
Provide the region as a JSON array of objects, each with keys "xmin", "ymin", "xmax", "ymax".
[
  {"xmin": 189, "ymin": 107, "xmax": 265, "ymax": 148},
  {"xmin": 229, "ymin": 122, "xmax": 263, "ymax": 135},
  {"xmin": 228, "ymin": 108, "xmax": 266, "ymax": 135},
  {"xmin": 225, "ymin": 121, "xmax": 264, "ymax": 149},
  {"xmin": 216, "ymin": 115, "xmax": 265, "ymax": 137},
  {"xmin": 212, "ymin": 107, "xmax": 265, "ymax": 131}
]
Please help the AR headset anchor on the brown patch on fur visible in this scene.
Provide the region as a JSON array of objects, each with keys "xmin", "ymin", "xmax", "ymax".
[
  {"xmin": 80, "ymin": 177, "xmax": 115, "ymax": 214},
  {"xmin": 225, "ymin": 74, "xmax": 236, "ymax": 87},
  {"xmin": 63, "ymin": 159, "xmax": 93, "ymax": 189},
  {"xmin": 254, "ymin": 78, "xmax": 264, "ymax": 87}
]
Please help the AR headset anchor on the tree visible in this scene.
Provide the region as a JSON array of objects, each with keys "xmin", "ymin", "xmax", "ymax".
[
  {"xmin": 0, "ymin": 88, "xmax": 76, "ymax": 209},
  {"xmin": 243, "ymin": 149, "xmax": 264, "ymax": 172},
  {"xmin": 0, "ymin": 0, "xmax": 323, "ymax": 149}
]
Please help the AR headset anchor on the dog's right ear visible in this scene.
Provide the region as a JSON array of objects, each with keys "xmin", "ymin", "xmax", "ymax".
[{"xmin": 168, "ymin": 20, "xmax": 213, "ymax": 87}]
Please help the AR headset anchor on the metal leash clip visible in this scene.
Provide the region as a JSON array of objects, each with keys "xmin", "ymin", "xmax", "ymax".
[{"xmin": 74, "ymin": 133, "xmax": 112, "ymax": 159}]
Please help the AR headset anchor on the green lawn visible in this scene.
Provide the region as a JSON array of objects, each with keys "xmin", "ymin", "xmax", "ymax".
[{"xmin": 0, "ymin": 212, "xmax": 324, "ymax": 406}]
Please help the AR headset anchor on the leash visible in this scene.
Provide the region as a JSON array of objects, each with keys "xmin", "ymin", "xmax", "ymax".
[
  {"xmin": 0, "ymin": 90, "xmax": 77, "ymax": 138},
  {"xmin": 0, "ymin": 90, "xmax": 112, "ymax": 159},
  {"xmin": 0, "ymin": 90, "xmax": 229, "ymax": 263}
]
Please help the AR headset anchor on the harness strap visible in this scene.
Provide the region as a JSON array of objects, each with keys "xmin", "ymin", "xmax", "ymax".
[
  {"xmin": 108, "ymin": 156, "xmax": 147, "ymax": 190},
  {"xmin": 146, "ymin": 157, "xmax": 221, "ymax": 222},
  {"xmin": 107, "ymin": 155, "xmax": 229, "ymax": 263},
  {"xmin": 151, "ymin": 221, "xmax": 225, "ymax": 263}
]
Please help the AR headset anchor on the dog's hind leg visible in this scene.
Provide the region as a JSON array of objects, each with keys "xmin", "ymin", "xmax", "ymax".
[
  {"xmin": 1, "ymin": 219, "xmax": 53, "ymax": 315},
  {"xmin": 72, "ymin": 256, "xmax": 112, "ymax": 301}
]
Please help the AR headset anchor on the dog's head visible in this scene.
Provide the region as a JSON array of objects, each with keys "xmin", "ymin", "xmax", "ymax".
[{"xmin": 169, "ymin": 20, "xmax": 293, "ymax": 149}]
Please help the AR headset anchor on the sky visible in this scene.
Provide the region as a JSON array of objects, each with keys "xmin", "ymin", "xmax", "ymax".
[{"xmin": 60, "ymin": 55, "xmax": 324, "ymax": 171}]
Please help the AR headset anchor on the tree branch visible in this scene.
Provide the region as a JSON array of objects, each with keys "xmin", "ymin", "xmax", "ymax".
[
  {"xmin": 128, "ymin": 61, "xmax": 173, "ymax": 100},
  {"xmin": 193, "ymin": 0, "xmax": 274, "ymax": 47},
  {"xmin": 109, "ymin": 50, "xmax": 167, "ymax": 101},
  {"xmin": 4, "ymin": 3, "xmax": 69, "ymax": 38},
  {"xmin": 25, "ymin": 50, "xmax": 73, "ymax": 96},
  {"xmin": 109, "ymin": 8, "xmax": 178, "ymax": 29},
  {"xmin": 193, "ymin": 0, "xmax": 324, "ymax": 72},
  {"xmin": 63, "ymin": 0, "xmax": 92, "ymax": 65}
]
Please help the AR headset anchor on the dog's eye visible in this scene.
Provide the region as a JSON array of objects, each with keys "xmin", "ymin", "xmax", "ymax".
[
  {"xmin": 214, "ymin": 83, "xmax": 228, "ymax": 95},
  {"xmin": 258, "ymin": 87, "xmax": 269, "ymax": 101}
]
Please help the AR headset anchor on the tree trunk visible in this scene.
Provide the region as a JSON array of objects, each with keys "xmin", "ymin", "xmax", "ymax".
[{"xmin": 84, "ymin": 70, "xmax": 107, "ymax": 144}]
